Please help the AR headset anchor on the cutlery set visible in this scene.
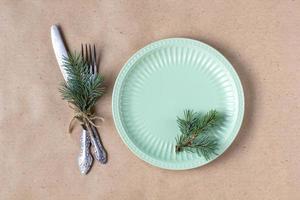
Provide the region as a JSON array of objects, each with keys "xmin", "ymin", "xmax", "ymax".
[{"xmin": 51, "ymin": 25, "xmax": 107, "ymax": 174}]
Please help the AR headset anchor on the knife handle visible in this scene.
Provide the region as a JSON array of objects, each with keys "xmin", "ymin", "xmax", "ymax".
[{"xmin": 78, "ymin": 130, "xmax": 93, "ymax": 174}]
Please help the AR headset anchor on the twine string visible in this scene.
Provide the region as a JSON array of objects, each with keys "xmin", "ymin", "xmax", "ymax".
[{"xmin": 67, "ymin": 103, "xmax": 103, "ymax": 133}]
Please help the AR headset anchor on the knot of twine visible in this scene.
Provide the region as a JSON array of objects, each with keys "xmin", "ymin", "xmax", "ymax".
[{"xmin": 68, "ymin": 104, "xmax": 104, "ymax": 133}]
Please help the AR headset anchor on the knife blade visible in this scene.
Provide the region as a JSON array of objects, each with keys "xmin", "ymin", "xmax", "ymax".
[{"xmin": 51, "ymin": 25, "xmax": 68, "ymax": 81}]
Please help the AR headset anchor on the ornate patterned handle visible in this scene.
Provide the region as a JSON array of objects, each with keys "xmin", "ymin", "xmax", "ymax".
[
  {"xmin": 90, "ymin": 124, "xmax": 107, "ymax": 164},
  {"xmin": 78, "ymin": 130, "xmax": 93, "ymax": 174}
]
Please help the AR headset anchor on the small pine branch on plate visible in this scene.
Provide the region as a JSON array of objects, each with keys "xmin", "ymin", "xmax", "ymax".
[
  {"xmin": 175, "ymin": 109, "xmax": 220, "ymax": 160},
  {"xmin": 59, "ymin": 53, "xmax": 104, "ymax": 126}
]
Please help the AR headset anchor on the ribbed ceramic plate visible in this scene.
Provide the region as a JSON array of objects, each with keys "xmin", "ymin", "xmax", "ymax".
[{"xmin": 112, "ymin": 38, "xmax": 244, "ymax": 170}]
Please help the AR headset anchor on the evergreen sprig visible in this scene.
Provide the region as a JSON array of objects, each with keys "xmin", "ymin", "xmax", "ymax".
[
  {"xmin": 175, "ymin": 109, "xmax": 220, "ymax": 160},
  {"xmin": 59, "ymin": 53, "xmax": 104, "ymax": 117}
]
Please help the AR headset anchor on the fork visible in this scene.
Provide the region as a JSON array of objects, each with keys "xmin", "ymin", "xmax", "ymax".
[{"xmin": 81, "ymin": 44, "xmax": 107, "ymax": 164}]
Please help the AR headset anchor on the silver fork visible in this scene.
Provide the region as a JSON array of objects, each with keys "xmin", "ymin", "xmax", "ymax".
[{"xmin": 81, "ymin": 44, "xmax": 107, "ymax": 164}]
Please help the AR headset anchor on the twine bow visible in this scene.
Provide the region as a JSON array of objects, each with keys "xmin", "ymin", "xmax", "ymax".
[{"xmin": 68, "ymin": 103, "xmax": 104, "ymax": 133}]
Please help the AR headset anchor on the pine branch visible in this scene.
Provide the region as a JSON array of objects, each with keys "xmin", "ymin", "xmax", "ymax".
[
  {"xmin": 59, "ymin": 53, "xmax": 104, "ymax": 122},
  {"xmin": 175, "ymin": 109, "xmax": 220, "ymax": 160}
]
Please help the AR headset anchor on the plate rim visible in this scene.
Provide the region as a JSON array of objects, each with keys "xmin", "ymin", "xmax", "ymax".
[{"xmin": 112, "ymin": 38, "xmax": 244, "ymax": 170}]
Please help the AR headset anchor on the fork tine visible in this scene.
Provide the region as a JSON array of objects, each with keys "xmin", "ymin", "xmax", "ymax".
[
  {"xmin": 93, "ymin": 44, "xmax": 97, "ymax": 74},
  {"xmin": 88, "ymin": 44, "xmax": 93, "ymax": 73},
  {"xmin": 81, "ymin": 43, "xmax": 84, "ymax": 59},
  {"xmin": 85, "ymin": 44, "xmax": 88, "ymax": 64},
  {"xmin": 85, "ymin": 43, "xmax": 92, "ymax": 73}
]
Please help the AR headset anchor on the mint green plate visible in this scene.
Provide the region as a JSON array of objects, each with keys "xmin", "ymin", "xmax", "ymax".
[{"xmin": 112, "ymin": 38, "xmax": 244, "ymax": 170}]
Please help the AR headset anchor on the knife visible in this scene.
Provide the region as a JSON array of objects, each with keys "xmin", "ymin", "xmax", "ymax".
[{"xmin": 51, "ymin": 24, "xmax": 93, "ymax": 174}]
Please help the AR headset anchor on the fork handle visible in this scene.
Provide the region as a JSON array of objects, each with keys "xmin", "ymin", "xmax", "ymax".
[{"xmin": 85, "ymin": 123, "xmax": 107, "ymax": 164}]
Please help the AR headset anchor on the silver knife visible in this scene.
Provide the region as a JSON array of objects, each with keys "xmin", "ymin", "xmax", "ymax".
[{"xmin": 51, "ymin": 24, "xmax": 93, "ymax": 175}]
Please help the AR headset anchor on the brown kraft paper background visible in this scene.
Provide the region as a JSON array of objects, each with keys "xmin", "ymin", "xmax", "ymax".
[{"xmin": 0, "ymin": 0, "xmax": 299, "ymax": 199}]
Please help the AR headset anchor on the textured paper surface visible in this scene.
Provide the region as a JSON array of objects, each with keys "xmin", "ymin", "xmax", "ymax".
[{"xmin": 0, "ymin": 0, "xmax": 300, "ymax": 199}]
